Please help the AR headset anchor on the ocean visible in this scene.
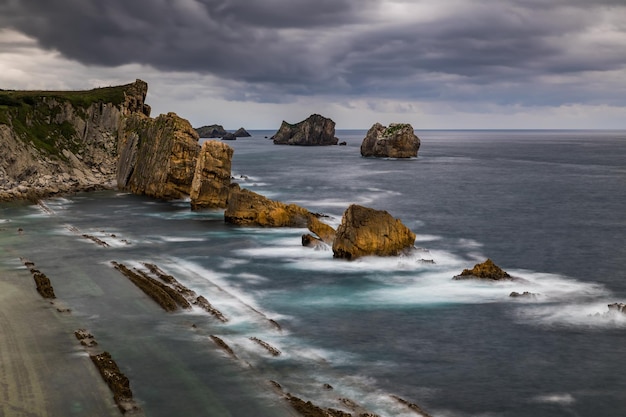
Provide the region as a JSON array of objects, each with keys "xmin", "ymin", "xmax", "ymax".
[{"xmin": 1, "ymin": 129, "xmax": 625, "ymax": 416}]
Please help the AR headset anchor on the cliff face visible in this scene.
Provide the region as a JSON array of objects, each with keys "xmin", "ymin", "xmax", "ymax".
[
  {"xmin": 117, "ymin": 112, "xmax": 201, "ymax": 200},
  {"xmin": 190, "ymin": 140, "xmax": 233, "ymax": 210},
  {"xmin": 0, "ymin": 80, "xmax": 150, "ymax": 200}
]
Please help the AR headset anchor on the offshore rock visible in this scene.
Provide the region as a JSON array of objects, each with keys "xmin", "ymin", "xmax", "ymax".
[
  {"xmin": 360, "ymin": 123, "xmax": 420, "ymax": 158},
  {"xmin": 233, "ymin": 127, "xmax": 251, "ymax": 137},
  {"xmin": 607, "ymin": 303, "xmax": 626, "ymax": 314},
  {"xmin": 195, "ymin": 124, "xmax": 227, "ymax": 138},
  {"xmin": 272, "ymin": 114, "xmax": 339, "ymax": 146},
  {"xmin": 117, "ymin": 112, "xmax": 200, "ymax": 200},
  {"xmin": 0, "ymin": 80, "xmax": 150, "ymax": 201},
  {"xmin": 307, "ymin": 216, "xmax": 336, "ymax": 244},
  {"xmin": 190, "ymin": 140, "xmax": 233, "ymax": 210},
  {"xmin": 332, "ymin": 204, "xmax": 416, "ymax": 260},
  {"xmin": 225, "ymin": 183, "xmax": 311, "ymax": 227},
  {"xmin": 453, "ymin": 259, "xmax": 512, "ymax": 281},
  {"xmin": 221, "ymin": 132, "xmax": 237, "ymax": 141}
]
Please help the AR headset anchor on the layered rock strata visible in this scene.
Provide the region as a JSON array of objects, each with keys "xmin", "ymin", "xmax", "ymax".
[
  {"xmin": 272, "ymin": 114, "xmax": 339, "ymax": 146},
  {"xmin": 360, "ymin": 123, "xmax": 420, "ymax": 158},
  {"xmin": 190, "ymin": 140, "xmax": 233, "ymax": 210},
  {"xmin": 117, "ymin": 112, "xmax": 200, "ymax": 200},
  {"xmin": 332, "ymin": 204, "xmax": 416, "ymax": 260},
  {"xmin": 0, "ymin": 80, "xmax": 149, "ymax": 201}
]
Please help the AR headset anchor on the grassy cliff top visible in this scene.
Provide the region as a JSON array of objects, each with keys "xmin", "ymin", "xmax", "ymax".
[{"xmin": 0, "ymin": 84, "xmax": 129, "ymax": 109}]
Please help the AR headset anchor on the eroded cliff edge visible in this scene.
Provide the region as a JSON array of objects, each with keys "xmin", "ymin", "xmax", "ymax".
[{"xmin": 0, "ymin": 80, "xmax": 150, "ymax": 200}]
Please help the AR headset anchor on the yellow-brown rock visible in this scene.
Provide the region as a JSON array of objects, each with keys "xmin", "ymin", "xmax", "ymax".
[
  {"xmin": 332, "ymin": 204, "xmax": 416, "ymax": 260},
  {"xmin": 453, "ymin": 259, "xmax": 511, "ymax": 280},
  {"xmin": 117, "ymin": 112, "xmax": 200, "ymax": 200},
  {"xmin": 225, "ymin": 184, "xmax": 311, "ymax": 227},
  {"xmin": 307, "ymin": 216, "xmax": 336, "ymax": 244},
  {"xmin": 190, "ymin": 140, "xmax": 233, "ymax": 210}
]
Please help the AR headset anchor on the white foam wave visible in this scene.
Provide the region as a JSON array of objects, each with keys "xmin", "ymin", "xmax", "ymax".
[
  {"xmin": 160, "ymin": 236, "xmax": 206, "ymax": 243},
  {"xmin": 533, "ymin": 393, "xmax": 576, "ymax": 405},
  {"xmin": 516, "ymin": 301, "xmax": 626, "ymax": 328}
]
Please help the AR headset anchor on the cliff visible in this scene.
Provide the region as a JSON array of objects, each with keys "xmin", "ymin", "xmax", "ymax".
[{"xmin": 0, "ymin": 80, "xmax": 150, "ymax": 200}]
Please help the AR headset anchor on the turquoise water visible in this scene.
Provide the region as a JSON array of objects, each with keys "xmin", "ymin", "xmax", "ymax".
[{"xmin": 1, "ymin": 130, "xmax": 625, "ymax": 416}]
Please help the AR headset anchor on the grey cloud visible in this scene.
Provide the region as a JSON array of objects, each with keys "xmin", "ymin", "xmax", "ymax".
[{"xmin": 1, "ymin": 0, "xmax": 625, "ymax": 106}]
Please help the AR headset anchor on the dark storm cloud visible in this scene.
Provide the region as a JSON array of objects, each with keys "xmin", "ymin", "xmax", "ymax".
[{"xmin": 1, "ymin": 0, "xmax": 625, "ymax": 106}]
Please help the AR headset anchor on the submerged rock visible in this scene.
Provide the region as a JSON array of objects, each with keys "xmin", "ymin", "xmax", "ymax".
[
  {"xmin": 272, "ymin": 114, "xmax": 339, "ymax": 146},
  {"xmin": 360, "ymin": 123, "xmax": 420, "ymax": 158},
  {"xmin": 190, "ymin": 140, "xmax": 233, "ymax": 210},
  {"xmin": 332, "ymin": 204, "xmax": 416, "ymax": 260},
  {"xmin": 454, "ymin": 259, "xmax": 512, "ymax": 281}
]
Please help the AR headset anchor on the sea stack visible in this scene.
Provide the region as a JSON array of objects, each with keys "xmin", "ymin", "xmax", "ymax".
[
  {"xmin": 272, "ymin": 114, "xmax": 339, "ymax": 146},
  {"xmin": 360, "ymin": 123, "xmax": 420, "ymax": 158}
]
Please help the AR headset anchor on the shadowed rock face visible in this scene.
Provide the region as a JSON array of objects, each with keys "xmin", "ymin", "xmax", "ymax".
[
  {"xmin": 360, "ymin": 123, "xmax": 420, "ymax": 158},
  {"xmin": 190, "ymin": 140, "xmax": 233, "ymax": 210},
  {"xmin": 272, "ymin": 114, "xmax": 338, "ymax": 146},
  {"xmin": 332, "ymin": 204, "xmax": 416, "ymax": 260},
  {"xmin": 454, "ymin": 258, "xmax": 511, "ymax": 280},
  {"xmin": 225, "ymin": 184, "xmax": 311, "ymax": 227},
  {"xmin": 117, "ymin": 112, "xmax": 200, "ymax": 200},
  {"xmin": 195, "ymin": 124, "xmax": 227, "ymax": 138}
]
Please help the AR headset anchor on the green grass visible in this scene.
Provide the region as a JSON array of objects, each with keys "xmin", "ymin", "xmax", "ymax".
[{"xmin": 0, "ymin": 84, "xmax": 130, "ymax": 157}]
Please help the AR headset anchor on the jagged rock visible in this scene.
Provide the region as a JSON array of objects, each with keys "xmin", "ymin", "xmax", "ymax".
[
  {"xmin": 234, "ymin": 127, "xmax": 251, "ymax": 137},
  {"xmin": 190, "ymin": 140, "xmax": 233, "ymax": 210},
  {"xmin": 360, "ymin": 123, "xmax": 420, "ymax": 158},
  {"xmin": 307, "ymin": 216, "xmax": 336, "ymax": 244},
  {"xmin": 332, "ymin": 204, "xmax": 416, "ymax": 260},
  {"xmin": 117, "ymin": 112, "xmax": 200, "ymax": 200},
  {"xmin": 225, "ymin": 183, "xmax": 311, "ymax": 227},
  {"xmin": 453, "ymin": 259, "xmax": 512, "ymax": 281},
  {"xmin": 272, "ymin": 114, "xmax": 339, "ymax": 146},
  {"xmin": 195, "ymin": 124, "xmax": 228, "ymax": 138},
  {"xmin": 510, "ymin": 291, "xmax": 539, "ymax": 298},
  {"xmin": 221, "ymin": 132, "xmax": 237, "ymax": 141},
  {"xmin": 0, "ymin": 80, "xmax": 149, "ymax": 201},
  {"xmin": 608, "ymin": 303, "xmax": 626, "ymax": 314}
]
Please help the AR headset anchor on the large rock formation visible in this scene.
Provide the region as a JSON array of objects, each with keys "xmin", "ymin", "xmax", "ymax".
[
  {"xmin": 453, "ymin": 259, "xmax": 511, "ymax": 281},
  {"xmin": 117, "ymin": 112, "xmax": 200, "ymax": 200},
  {"xmin": 233, "ymin": 127, "xmax": 251, "ymax": 137},
  {"xmin": 225, "ymin": 184, "xmax": 311, "ymax": 227},
  {"xmin": 360, "ymin": 123, "xmax": 420, "ymax": 158},
  {"xmin": 272, "ymin": 114, "xmax": 338, "ymax": 146},
  {"xmin": 0, "ymin": 80, "xmax": 150, "ymax": 200},
  {"xmin": 195, "ymin": 124, "xmax": 228, "ymax": 138},
  {"xmin": 190, "ymin": 140, "xmax": 233, "ymax": 210},
  {"xmin": 332, "ymin": 204, "xmax": 416, "ymax": 260}
]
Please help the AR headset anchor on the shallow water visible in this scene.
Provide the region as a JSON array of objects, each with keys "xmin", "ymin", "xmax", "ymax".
[{"xmin": 1, "ymin": 130, "xmax": 625, "ymax": 416}]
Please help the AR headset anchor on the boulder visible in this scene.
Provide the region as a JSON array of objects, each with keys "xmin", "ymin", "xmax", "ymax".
[
  {"xmin": 360, "ymin": 123, "xmax": 420, "ymax": 158},
  {"xmin": 195, "ymin": 124, "xmax": 228, "ymax": 138},
  {"xmin": 225, "ymin": 184, "xmax": 311, "ymax": 227},
  {"xmin": 117, "ymin": 112, "xmax": 200, "ymax": 200},
  {"xmin": 453, "ymin": 259, "xmax": 511, "ymax": 281},
  {"xmin": 307, "ymin": 216, "xmax": 336, "ymax": 244},
  {"xmin": 234, "ymin": 127, "xmax": 251, "ymax": 137},
  {"xmin": 332, "ymin": 204, "xmax": 416, "ymax": 260},
  {"xmin": 272, "ymin": 114, "xmax": 339, "ymax": 146},
  {"xmin": 190, "ymin": 140, "xmax": 233, "ymax": 210}
]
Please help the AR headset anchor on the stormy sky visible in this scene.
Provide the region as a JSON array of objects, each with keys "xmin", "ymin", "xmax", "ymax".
[{"xmin": 1, "ymin": 0, "xmax": 625, "ymax": 128}]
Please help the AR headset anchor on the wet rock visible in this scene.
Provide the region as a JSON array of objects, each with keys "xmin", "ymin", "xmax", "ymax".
[
  {"xmin": 90, "ymin": 351, "xmax": 141, "ymax": 414},
  {"xmin": 307, "ymin": 216, "xmax": 336, "ymax": 244},
  {"xmin": 332, "ymin": 204, "xmax": 416, "ymax": 260},
  {"xmin": 608, "ymin": 303, "xmax": 626, "ymax": 314},
  {"xmin": 453, "ymin": 259, "xmax": 512, "ymax": 281},
  {"xmin": 250, "ymin": 337, "xmax": 282, "ymax": 356},
  {"xmin": 273, "ymin": 114, "xmax": 339, "ymax": 146},
  {"xmin": 111, "ymin": 262, "xmax": 180, "ymax": 312},
  {"xmin": 190, "ymin": 140, "xmax": 233, "ymax": 210},
  {"xmin": 510, "ymin": 291, "xmax": 539, "ymax": 298},
  {"xmin": 194, "ymin": 296, "xmax": 228, "ymax": 322},
  {"xmin": 360, "ymin": 123, "xmax": 420, "ymax": 158},
  {"xmin": 210, "ymin": 335, "xmax": 238, "ymax": 359},
  {"xmin": 391, "ymin": 395, "xmax": 433, "ymax": 417},
  {"xmin": 225, "ymin": 183, "xmax": 311, "ymax": 227}
]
